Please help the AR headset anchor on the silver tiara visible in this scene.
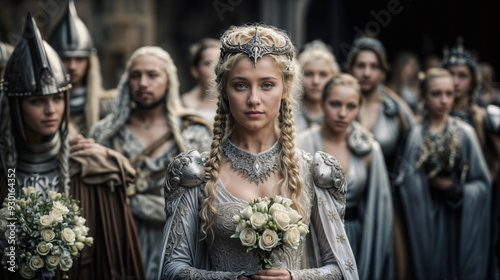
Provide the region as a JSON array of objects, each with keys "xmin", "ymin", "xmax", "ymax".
[{"xmin": 221, "ymin": 27, "xmax": 292, "ymax": 67}]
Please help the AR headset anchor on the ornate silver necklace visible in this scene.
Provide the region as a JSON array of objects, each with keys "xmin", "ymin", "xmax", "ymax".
[{"xmin": 222, "ymin": 138, "xmax": 279, "ymax": 185}]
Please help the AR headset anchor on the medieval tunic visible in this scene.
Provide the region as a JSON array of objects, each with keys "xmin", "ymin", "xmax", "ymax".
[
  {"xmin": 159, "ymin": 150, "xmax": 359, "ymax": 280},
  {"xmin": 91, "ymin": 114, "xmax": 212, "ymax": 279},
  {"xmin": 297, "ymin": 124, "xmax": 393, "ymax": 280},
  {"xmin": 395, "ymin": 117, "xmax": 491, "ymax": 279}
]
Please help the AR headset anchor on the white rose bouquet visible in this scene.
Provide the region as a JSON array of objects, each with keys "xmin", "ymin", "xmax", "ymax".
[
  {"xmin": 231, "ymin": 195, "xmax": 309, "ymax": 269},
  {"xmin": 0, "ymin": 187, "xmax": 93, "ymax": 279}
]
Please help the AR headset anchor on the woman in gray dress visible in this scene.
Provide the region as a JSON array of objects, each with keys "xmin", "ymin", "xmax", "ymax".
[
  {"xmin": 395, "ymin": 68, "xmax": 491, "ymax": 279},
  {"xmin": 159, "ymin": 24, "xmax": 359, "ymax": 280},
  {"xmin": 297, "ymin": 74, "xmax": 393, "ymax": 280}
]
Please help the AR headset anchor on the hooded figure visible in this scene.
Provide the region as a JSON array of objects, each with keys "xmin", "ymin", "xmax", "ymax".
[
  {"xmin": 0, "ymin": 13, "xmax": 145, "ymax": 280},
  {"xmin": 48, "ymin": 0, "xmax": 115, "ymax": 137}
]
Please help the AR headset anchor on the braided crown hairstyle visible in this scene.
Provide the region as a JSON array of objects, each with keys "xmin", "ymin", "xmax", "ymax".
[{"xmin": 200, "ymin": 24, "xmax": 304, "ymax": 239}]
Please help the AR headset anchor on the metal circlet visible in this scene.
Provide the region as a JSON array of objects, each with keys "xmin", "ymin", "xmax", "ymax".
[
  {"xmin": 221, "ymin": 26, "xmax": 292, "ymax": 67},
  {"xmin": 222, "ymin": 138, "xmax": 279, "ymax": 185}
]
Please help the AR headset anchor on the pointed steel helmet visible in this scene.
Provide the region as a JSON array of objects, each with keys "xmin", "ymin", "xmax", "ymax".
[
  {"xmin": 2, "ymin": 12, "xmax": 71, "ymax": 96},
  {"xmin": 48, "ymin": 0, "xmax": 95, "ymax": 57}
]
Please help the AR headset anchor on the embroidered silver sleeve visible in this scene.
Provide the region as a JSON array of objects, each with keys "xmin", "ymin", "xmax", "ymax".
[
  {"xmin": 312, "ymin": 151, "xmax": 347, "ymax": 221},
  {"xmin": 290, "ymin": 267, "xmax": 343, "ymax": 280}
]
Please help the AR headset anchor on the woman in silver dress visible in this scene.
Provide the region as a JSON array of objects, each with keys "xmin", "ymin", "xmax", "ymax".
[
  {"xmin": 297, "ymin": 74, "xmax": 393, "ymax": 280},
  {"xmin": 395, "ymin": 68, "xmax": 491, "ymax": 279},
  {"xmin": 159, "ymin": 24, "xmax": 359, "ymax": 280}
]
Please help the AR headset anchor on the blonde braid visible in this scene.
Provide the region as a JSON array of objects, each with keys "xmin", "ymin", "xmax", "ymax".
[
  {"xmin": 277, "ymin": 98, "xmax": 305, "ymax": 217},
  {"xmin": 200, "ymin": 96, "xmax": 229, "ymax": 239}
]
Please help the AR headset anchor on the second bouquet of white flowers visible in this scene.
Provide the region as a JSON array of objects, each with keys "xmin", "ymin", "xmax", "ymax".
[
  {"xmin": 0, "ymin": 187, "xmax": 93, "ymax": 279},
  {"xmin": 231, "ymin": 195, "xmax": 309, "ymax": 269}
]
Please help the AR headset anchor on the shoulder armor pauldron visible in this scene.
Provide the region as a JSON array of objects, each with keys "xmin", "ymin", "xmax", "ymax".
[
  {"xmin": 164, "ymin": 150, "xmax": 208, "ymax": 203},
  {"xmin": 347, "ymin": 122, "xmax": 373, "ymax": 156},
  {"xmin": 312, "ymin": 151, "xmax": 347, "ymax": 200},
  {"xmin": 484, "ymin": 104, "xmax": 500, "ymax": 134}
]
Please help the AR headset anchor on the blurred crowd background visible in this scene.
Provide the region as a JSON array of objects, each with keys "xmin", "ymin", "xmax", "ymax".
[{"xmin": 0, "ymin": 0, "xmax": 497, "ymax": 94}]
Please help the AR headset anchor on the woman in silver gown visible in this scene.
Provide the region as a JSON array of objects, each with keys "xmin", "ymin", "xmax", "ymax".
[
  {"xmin": 159, "ymin": 24, "xmax": 359, "ymax": 280},
  {"xmin": 297, "ymin": 74, "xmax": 393, "ymax": 280},
  {"xmin": 395, "ymin": 68, "xmax": 491, "ymax": 279}
]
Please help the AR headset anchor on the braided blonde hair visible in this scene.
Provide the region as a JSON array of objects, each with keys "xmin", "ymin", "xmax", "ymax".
[
  {"xmin": 201, "ymin": 24, "xmax": 304, "ymax": 239},
  {"xmin": 126, "ymin": 46, "xmax": 189, "ymax": 151}
]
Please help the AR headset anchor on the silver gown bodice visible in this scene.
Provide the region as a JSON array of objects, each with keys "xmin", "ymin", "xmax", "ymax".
[
  {"xmin": 345, "ymin": 154, "xmax": 367, "ymax": 210},
  {"xmin": 371, "ymin": 110, "xmax": 400, "ymax": 160},
  {"xmin": 208, "ymin": 182, "xmax": 311, "ymax": 274}
]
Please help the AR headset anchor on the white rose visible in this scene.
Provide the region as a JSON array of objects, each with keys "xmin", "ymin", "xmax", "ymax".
[
  {"xmin": 77, "ymin": 225, "xmax": 89, "ymax": 236},
  {"xmin": 283, "ymin": 226, "xmax": 301, "ymax": 250},
  {"xmin": 74, "ymin": 241, "xmax": 85, "ymax": 250},
  {"xmin": 273, "ymin": 210, "xmax": 291, "ymax": 231},
  {"xmin": 20, "ymin": 264, "xmax": 35, "ymax": 279},
  {"xmin": 36, "ymin": 241, "xmax": 51, "ymax": 255},
  {"xmin": 254, "ymin": 201, "xmax": 269, "ymax": 213},
  {"xmin": 41, "ymin": 229, "xmax": 56, "ymax": 241},
  {"xmin": 47, "ymin": 191, "xmax": 58, "ymax": 201},
  {"xmin": 76, "ymin": 216, "xmax": 86, "ymax": 226},
  {"xmin": 269, "ymin": 203, "xmax": 287, "ymax": 215},
  {"xmin": 298, "ymin": 224, "xmax": 309, "ymax": 235},
  {"xmin": 239, "ymin": 228, "xmax": 257, "ymax": 247},
  {"xmin": 287, "ymin": 208, "xmax": 301, "ymax": 224},
  {"xmin": 240, "ymin": 206, "xmax": 254, "ymax": 219},
  {"xmin": 46, "ymin": 255, "xmax": 60, "ymax": 268},
  {"xmin": 59, "ymin": 257, "xmax": 73, "ymax": 271},
  {"xmin": 0, "ymin": 207, "xmax": 10, "ymax": 219},
  {"xmin": 235, "ymin": 220, "xmax": 247, "ymax": 233},
  {"xmin": 232, "ymin": 214, "xmax": 242, "ymax": 224},
  {"xmin": 274, "ymin": 195, "xmax": 293, "ymax": 207},
  {"xmin": 62, "ymin": 228, "xmax": 76, "ymax": 244},
  {"xmin": 77, "ymin": 235, "xmax": 86, "ymax": 242},
  {"xmin": 29, "ymin": 255, "xmax": 44, "ymax": 270},
  {"xmin": 258, "ymin": 229, "xmax": 279, "ymax": 251},
  {"xmin": 0, "ymin": 219, "xmax": 7, "ymax": 234},
  {"xmin": 40, "ymin": 215, "xmax": 53, "ymax": 227},
  {"xmin": 85, "ymin": 237, "xmax": 94, "ymax": 245},
  {"xmin": 23, "ymin": 186, "xmax": 37, "ymax": 196},
  {"xmin": 49, "ymin": 209, "xmax": 63, "ymax": 223},
  {"xmin": 73, "ymin": 226, "xmax": 82, "ymax": 237},
  {"xmin": 52, "ymin": 201, "xmax": 69, "ymax": 214},
  {"xmin": 250, "ymin": 212, "xmax": 267, "ymax": 230}
]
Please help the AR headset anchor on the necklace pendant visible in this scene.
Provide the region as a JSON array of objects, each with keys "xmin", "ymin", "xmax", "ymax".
[{"xmin": 145, "ymin": 124, "xmax": 150, "ymax": 130}]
